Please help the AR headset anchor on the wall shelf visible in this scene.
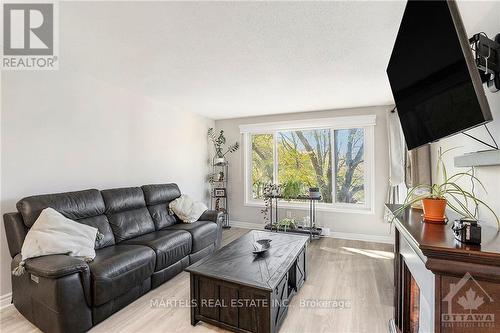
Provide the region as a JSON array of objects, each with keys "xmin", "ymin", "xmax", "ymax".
[{"xmin": 454, "ymin": 149, "xmax": 500, "ymax": 167}]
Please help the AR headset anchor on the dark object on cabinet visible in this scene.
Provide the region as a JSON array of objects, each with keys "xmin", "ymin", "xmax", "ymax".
[{"xmin": 452, "ymin": 218, "xmax": 482, "ymax": 245}]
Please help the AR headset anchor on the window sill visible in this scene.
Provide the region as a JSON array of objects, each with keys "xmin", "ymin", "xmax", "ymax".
[{"xmin": 244, "ymin": 200, "xmax": 374, "ymax": 215}]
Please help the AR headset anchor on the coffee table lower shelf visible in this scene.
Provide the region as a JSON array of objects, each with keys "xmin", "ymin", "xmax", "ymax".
[{"xmin": 264, "ymin": 223, "xmax": 322, "ymax": 239}]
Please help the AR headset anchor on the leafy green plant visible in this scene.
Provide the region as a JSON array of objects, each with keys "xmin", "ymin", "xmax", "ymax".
[
  {"xmin": 273, "ymin": 218, "xmax": 296, "ymax": 232},
  {"xmin": 281, "ymin": 180, "xmax": 304, "ymax": 200},
  {"xmin": 261, "ymin": 183, "xmax": 282, "ymax": 224},
  {"xmin": 395, "ymin": 148, "xmax": 499, "ymax": 228},
  {"xmin": 208, "ymin": 128, "xmax": 239, "ymax": 158}
]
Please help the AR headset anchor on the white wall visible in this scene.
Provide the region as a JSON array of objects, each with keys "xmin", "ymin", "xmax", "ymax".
[
  {"xmin": 429, "ymin": 1, "xmax": 500, "ymax": 227},
  {"xmin": 0, "ymin": 8, "xmax": 213, "ymax": 300},
  {"xmin": 215, "ymin": 106, "xmax": 392, "ymax": 241}
]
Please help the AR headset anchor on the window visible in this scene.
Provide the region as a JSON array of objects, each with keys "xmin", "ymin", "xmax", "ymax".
[
  {"xmin": 241, "ymin": 116, "xmax": 375, "ymax": 212},
  {"xmin": 252, "ymin": 134, "xmax": 274, "ymax": 199},
  {"xmin": 334, "ymin": 128, "xmax": 365, "ymax": 205},
  {"xmin": 278, "ymin": 129, "xmax": 332, "ymax": 203}
]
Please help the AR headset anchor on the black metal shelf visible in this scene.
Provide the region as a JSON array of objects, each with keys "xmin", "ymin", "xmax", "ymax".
[
  {"xmin": 210, "ymin": 158, "xmax": 230, "ymax": 229},
  {"xmin": 264, "ymin": 224, "xmax": 322, "ymax": 236},
  {"xmin": 264, "ymin": 195, "xmax": 322, "ymax": 240}
]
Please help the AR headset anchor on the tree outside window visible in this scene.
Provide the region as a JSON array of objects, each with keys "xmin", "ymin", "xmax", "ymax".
[
  {"xmin": 252, "ymin": 134, "xmax": 273, "ymax": 199},
  {"xmin": 250, "ymin": 127, "xmax": 365, "ymax": 205},
  {"xmin": 334, "ymin": 128, "xmax": 365, "ymax": 204}
]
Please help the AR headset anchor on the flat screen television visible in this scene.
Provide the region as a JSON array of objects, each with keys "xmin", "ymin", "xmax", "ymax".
[{"xmin": 387, "ymin": 0, "xmax": 492, "ymax": 150}]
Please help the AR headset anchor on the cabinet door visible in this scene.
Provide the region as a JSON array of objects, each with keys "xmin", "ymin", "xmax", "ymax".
[
  {"xmin": 272, "ymin": 273, "xmax": 289, "ymax": 331},
  {"xmin": 288, "ymin": 246, "xmax": 306, "ymax": 292},
  {"xmin": 295, "ymin": 247, "xmax": 306, "ymax": 288}
]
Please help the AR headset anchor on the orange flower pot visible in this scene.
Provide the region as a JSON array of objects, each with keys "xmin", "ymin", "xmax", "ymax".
[{"xmin": 422, "ymin": 198, "xmax": 447, "ymax": 223}]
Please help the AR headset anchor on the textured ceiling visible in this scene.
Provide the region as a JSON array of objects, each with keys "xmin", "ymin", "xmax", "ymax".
[{"xmin": 63, "ymin": 1, "xmax": 408, "ymax": 119}]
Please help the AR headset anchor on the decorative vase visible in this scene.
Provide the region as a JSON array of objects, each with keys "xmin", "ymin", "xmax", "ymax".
[
  {"xmin": 214, "ymin": 157, "xmax": 225, "ymax": 165},
  {"xmin": 422, "ymin": 198, "xmax": 447, "ymax": 223}
]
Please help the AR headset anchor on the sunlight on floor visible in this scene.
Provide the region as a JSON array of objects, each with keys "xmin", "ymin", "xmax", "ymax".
[{"xmin": 341, "ymin": 247, "xmax": 394, "ymax": 260}]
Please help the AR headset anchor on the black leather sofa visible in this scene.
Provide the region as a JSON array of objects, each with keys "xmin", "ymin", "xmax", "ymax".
[{"xmin": 3, "ymin": 184, "xmax": 223, "ymax": 333}]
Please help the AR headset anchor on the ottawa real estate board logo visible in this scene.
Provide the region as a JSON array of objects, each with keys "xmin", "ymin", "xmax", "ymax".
[
  {"xmin": 442, "ymin": 272, "xmax": 495, "ymax": 329},
  {"xmin": 2, "ymin": 1, "xmax": 58, "ymax": 70}
]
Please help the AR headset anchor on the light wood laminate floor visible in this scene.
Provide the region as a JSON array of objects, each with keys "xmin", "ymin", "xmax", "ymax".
[{"xmin": 0, "ymin": 228, "xmax": 393, "ymax": 333}]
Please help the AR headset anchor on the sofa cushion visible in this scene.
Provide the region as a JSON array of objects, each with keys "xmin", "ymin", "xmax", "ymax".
[
  {"xmin": 147, "ymin": 204, "xmax": 178, "ymax": 230},
  {"xmin": 101, "ymin": 187, "xmax": 155, "ymax": 242},
  {"xmin": 88, "ymin": 245, "xmax": 155, "ymax": 306},
  {"xmin": 78, "ymin": 215, "xmax": 115, "ymax": 249},
  {"xmin": 17, "ymin": 189, "xmax": 105, "ymax": 227},
  {"xmin": 102, "ymin": 187, "xmax": 146, "ymax": 214},
  {"xmin": 19, "ymin": 208, "xmax": 98, "ymax": 266},
  {"xmin": 123, "ymin": 230, "xmax": 191, "ymax": 271},
  {"xmin": 16, "ymin": 189, "xmax": 115, "ymax": 249},
  {"xmin": 107, "ymin": 208, "xmax": 156, "ymax": 243},
  {"xmin": 169, "ymin": 195, "xmax": 207, "ymax": 223},
  {"xmin": 165, "ymin": 221, "xmax": 217, "ymax": 252},
  {"xmin": 142, "ymin": 184, "xmax": 181, "ymax": 229},
  {"xmin": 142, "ymin": 184, "xmax": 181, "ymax": 205}
]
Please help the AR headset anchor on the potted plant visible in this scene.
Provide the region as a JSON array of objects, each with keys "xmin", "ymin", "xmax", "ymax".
[
  {"xmin": 281, "ymin": 180, "xmax": 303, "ymax": 200},
  {"xmin": 261, "ymin": 183, "xmax": 282, "ymax": 224},
  {"xmin": 273, "ymin": 218, "xmax": 296, "ymax": 232},
  {"xmin": 396, "ymin": 148, "xmax": 499, "ymax": 227},
  {"xmin": 308, "ymin": 187, "xmax": 321, "ymax": 199},
  {"xmin": 208, "ymin": 128, "xmax": 239, "ymax": 165}
]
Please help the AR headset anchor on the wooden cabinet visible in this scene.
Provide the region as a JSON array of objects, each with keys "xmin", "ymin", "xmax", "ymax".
[
  {"xmin": 190, "ymin": 248, "xmax": 306, "ymax": 333},
  {"xmin": 187, "ymin": 231, "xmax": 309, "ymax": 333},
  {"xmin": 388, "ymin": 205, "xmax": 500, "ymax": 333}
]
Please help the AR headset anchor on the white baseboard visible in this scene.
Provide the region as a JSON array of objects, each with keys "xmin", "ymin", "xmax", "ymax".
[
  {"xmin": 230, "ymin": 220, "xmax": 394, "ymax": 244},
  {"xmin": 0, "ymin": 293, "xmax": 12, "ymax": 309},
  {"xmin": 328, "ymin": 231, "xmax": 393, "ymax": 244},
  {"xmin": 230, "ymin": 220, "xmax": 265, "ymax": 230}
]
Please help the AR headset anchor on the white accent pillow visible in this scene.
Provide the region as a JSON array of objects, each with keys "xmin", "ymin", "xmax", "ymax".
[
  {"xmin": 20, "ymin": 207, "xmax": 98, "ymax": 263},
  {"xmin": 169, "ymin": 195, "xmax": 207, "ymax": 223}
]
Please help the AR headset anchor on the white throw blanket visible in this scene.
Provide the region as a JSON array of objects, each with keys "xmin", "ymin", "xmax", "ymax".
[
  {"xmin": 169, "ymin": 195, "xmax": 207, "ymax": 223},
  {"xmin": 12, "ymin": 208, "xmax": 102, "ymax": 276}
]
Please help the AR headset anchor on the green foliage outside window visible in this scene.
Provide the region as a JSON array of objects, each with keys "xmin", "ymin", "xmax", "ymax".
[
  {"xmin": 251, "ymin": 128, "xmax": 365, "ymax": 205},
  {"xmin": 278, "ymin": 130, "xmax": 332, "ymax": 203},
  {"xmin": 252, "ymin": 134, "xmax": 273, "ymax": 199}
]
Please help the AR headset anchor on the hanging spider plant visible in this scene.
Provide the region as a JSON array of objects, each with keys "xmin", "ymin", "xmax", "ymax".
[{"xmin": 394, "ymin": 148, "xmax": 499, "ymax": 228}]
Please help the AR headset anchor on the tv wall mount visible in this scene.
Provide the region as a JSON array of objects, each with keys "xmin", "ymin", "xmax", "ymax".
[{"xmin": 470, "ymin": 32, "xmax": 500, "ymax": 92}]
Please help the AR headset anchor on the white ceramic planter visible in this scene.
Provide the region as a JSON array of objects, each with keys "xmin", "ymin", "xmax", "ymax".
[{"xmin": 214, "ymin": 157, "xmax": 226, "ymax": 165}]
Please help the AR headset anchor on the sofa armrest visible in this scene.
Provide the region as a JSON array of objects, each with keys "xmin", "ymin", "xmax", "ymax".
[
  {"xmin": 3, "ymin": 212, "xmax": 28, "ymax": 258},
  {"xmin": 199, "ymin": 210, "xmax": 224, "ymax": 249},
  {"xmin": 24, "ymin": 254, "xmax": 89, "ymax": 279},
  {"xmin": 198, "ymin": 210, "xmax": 223, "ymax": 225},
  {"xmin": 11, "ymin": 254, "xmax": 93, "ymax": 332}
]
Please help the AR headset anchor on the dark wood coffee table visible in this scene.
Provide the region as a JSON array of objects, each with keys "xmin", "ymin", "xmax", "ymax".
[{"xmin": 185, "ymin": 230, "xmax": 308, "ymax": 333}]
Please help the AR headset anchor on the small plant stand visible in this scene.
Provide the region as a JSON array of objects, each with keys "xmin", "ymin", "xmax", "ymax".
[
  {"xmin": 263, "ymin": 195, "xmax": 322, "ymax": 240},
  {"xmin": 210, "ymin": 158, "xmax": 230, "ymax": 229}
]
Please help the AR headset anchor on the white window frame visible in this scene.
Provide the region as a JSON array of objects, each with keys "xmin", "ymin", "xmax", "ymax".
[{"xmin": 241, "ymin": 115, "xmax": 376, "ymax": 214}]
